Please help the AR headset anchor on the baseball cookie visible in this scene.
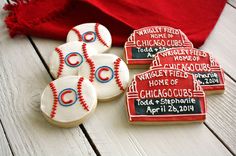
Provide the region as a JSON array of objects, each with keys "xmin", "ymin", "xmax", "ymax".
[
  {"xmin": 41, "ymin": 76, "xmax": 97, "ymax": 128},
  {"xmin": 126, "ymin": 68, "xmax": 206, "ymax": 124},
  {"xmin": 78, "ymin": 54, "xmax": 129, "ymax": 101},
  {"xmin": 49, "ymin": 41, "xmax": 97, "ymax": 79},
  {"xmin": 150, "ymin": 47, "xmax": 225, "ymax": 94},
  {"xmin": 67, "ymin": 23, "xmax": 112, "ymax": 53},
  {"xmin": 124, "ymin": 26, "xmax": 193, "ymax": 67}
]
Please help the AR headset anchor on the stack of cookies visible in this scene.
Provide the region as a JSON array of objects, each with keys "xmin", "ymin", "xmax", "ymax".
[
  {"xmin": 41, "ymin": 23, "xmax": 130, "ymax": 128},
  {"xmin": 124, "ymin": 26, "xmax": 225, "ymax": 124}
]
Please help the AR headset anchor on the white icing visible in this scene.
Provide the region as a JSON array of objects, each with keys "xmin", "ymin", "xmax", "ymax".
[
  {"xmin": 78, "ymin": 54, "xmax": 129, "ymax": 100},
  {"xmin": 40, "ymin": 76, "xmax": 97, "ymax": 123},
  {"xmin": 66, "ymin": 23, "xmax": 112, "ymax": 53},
  {"xmin": 49, "ymin": 41, "xmax": 97, "ymax": 79}
]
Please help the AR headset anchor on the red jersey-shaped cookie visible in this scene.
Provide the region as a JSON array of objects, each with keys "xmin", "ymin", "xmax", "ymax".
[
  {"xmin": 126, "ymin": 68, "xmax": 206, "ymax": 123},
  {"xmin": 150, "ymin": 48, "xmax": 225, "ymax": 94},
  {"xmin": 124, "ymin": 26, "xmax": 193, "ymax": 67}
]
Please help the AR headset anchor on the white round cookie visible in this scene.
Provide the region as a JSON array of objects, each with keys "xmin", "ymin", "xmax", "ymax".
[
  {"xmin": 49, "ymin": 41, "xmax": 97, "ymax": 79},
  {"xmin": 41, "ymin": 76, "xmax": 97, "ymax": 128},
  {"xmin": 78, "ymin": 54, "xmax": 129, "ymax": 101},
  {"xmin": 67, "ymin": 23, "xmax": 112, "ymax": 53}
]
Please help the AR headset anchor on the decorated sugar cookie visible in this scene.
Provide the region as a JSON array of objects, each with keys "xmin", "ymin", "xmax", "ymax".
[
  {"xmin": 67, "ymin": 23, "xmax": 112, "ymax": 53},
  {"xmin": 126, "ymin": 68, "xmax": 206, "ymax": 123},
  {"xmin": 124, "ymin": 26, "xmax": 193, "ymax": 67},
  {"xmin": 78, "ymin": 54, "xmax": 129, "ymax": 101},
  {"xmin": 150, "ymin": 47, "xmax": 225, "ymax": 94},
  {"xmin": 49, "ymin": 41, "xmax": 97, "ymax": 79},
  {"xmin": 41, "ymin": 76, "xmax": 97, "ymax": 128}
]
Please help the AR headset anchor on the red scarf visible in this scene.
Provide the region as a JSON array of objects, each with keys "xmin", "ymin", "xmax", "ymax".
[{"xmin": 4, "ymin": 0, "xmax": 226, "ymax": 47}]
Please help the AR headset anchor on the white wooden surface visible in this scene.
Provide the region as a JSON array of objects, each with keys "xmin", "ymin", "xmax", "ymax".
[
  {"xmin": 201, "ymin": 4, "xmax": 236, "ymax": 79},
  {"xmin": 1, "ymin": 1, "xmax": 236, "ymax": 156},
  {"xmin": 228, "ymin": 0, "xmax": 236, "ymax": 8},
  {"xmin": 200, "ymin": 4, "xmax": 236, "ymax": 152},
  {"xmin": 206, "ymin": 76, "xmax": 236, "ymax": 151},
  {"xmin": 0, "ymin": 122, "xmax": 12, "ymax": 156},
  {"xmin": 0, "ymin": 1, "xmax": 95, "ymax": 156}
]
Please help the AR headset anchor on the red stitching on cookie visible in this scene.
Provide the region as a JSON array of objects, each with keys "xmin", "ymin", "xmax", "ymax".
[
  {"xmin": 114, "ymin": 58, "xmax": 125, "ymax": 91},
  {"xmin": 72, "ymin": 28, "xmax": 83, "ymax": 41},
  {"xmin": 49, "ymin": 82, "xmax": 58, "ymax": 118},
  {"xmin": 82, "ymin": 43, "xmax": 95, "ymax": 82},
  {"xmin": 95, "ymin": 23, "xmax": 109, "ymax": 47},
  {"xmin": 77, "ymin": 77, "xmax": 89, "ymax": 111},
  {"xmin": 55, "ymin": 47, "xmax": 64, "ymax": 78}
]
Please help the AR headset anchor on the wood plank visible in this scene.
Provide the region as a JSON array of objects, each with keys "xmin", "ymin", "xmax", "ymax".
[
  {"xmin": 201, "ymin": 4, "xmax": 236, "ymax": 79},
  {"xmin": 200, "ymin": 4, "xmax": 236, "ymax": 151},
  {"xmin": 0, "ymin": 1, "xmax": 96, "ymax": 155},
  {"xmin": 0, "ymin": 122, "xmax": 13, "ymax": 156},
  {"xmin": 32, "ymin": 36, "xmax": 232, "ymax": 155},
  {"xmin": 206, "ymin": 76, "xmax": 236, "ymax": 152}
]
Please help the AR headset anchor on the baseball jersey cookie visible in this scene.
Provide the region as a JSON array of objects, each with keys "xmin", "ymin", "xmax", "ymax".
[
  {"xmin": 67, "ymin": 23, "xmax": 112, "ymax": 53},
  {"xmin": 49, "ymin": 41, "xmax": 97, "ymax": 79},
  {"xmin": 124, "ymin": 26, "xmax": 193, "ymax": 67},
  {"xmin": 126, "ymin": 68, "xmax": 206, "ymax": 124},
  {"xmin": 150, "ymin": 47, "xmax": 225, "ymax": 94},
  {"xmin": 41, "ymin": 76, "xmax": 97, "ymax": 128},
  {"xmin": 78, "ymin": 54, "xmax": 129, "ymax": 101}
]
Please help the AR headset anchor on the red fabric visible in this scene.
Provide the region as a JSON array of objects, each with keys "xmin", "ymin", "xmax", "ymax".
[{"xmin": 4, "ymin": 0, "xmax": 226, "ymax": 47}]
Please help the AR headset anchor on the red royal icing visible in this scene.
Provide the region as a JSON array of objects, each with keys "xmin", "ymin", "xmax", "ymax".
[
  {"xmin": 98, "ymin": 67, "xmax": 110, "ymax": 81},
  {"xmin": 72, "ymin": 28, "xmax": 83, "ymax": 41},
  {"xmin": 150, "ymin": 47, "xmax": 225, "ymax": 92},
  {"xmin": 67, "ymin": 53, "xmax": 80, "ymax": 66},
  {"xmin": 114, "ymin": 58, "xmax": 125, "ymax": 91},
  {"xmin": 82, "ymin": 43, "xmax": 95, "ymax": 82},
  {"xmin": 124, "ymin": 26, "xmax": 193, "ymax": 66},
  {"xmin": 83, "ymin": 31, "xmax": 96, "ymax": 42},
  {"xmin": 60, "ymin": 90, "xmax": 73, "ymax": 104},
  {"xmin": 55, "ymin": 47, "xmax": 64, "ymax": 78},
  {"xmin": 49, "ymin": 82, "xmax": 58, "ymax": 118},
  {"xmin": 126, "ymin": 68, "xmax": 206, "ymax": 123},
  {"xmin": 95, "ymin": 23, "xmax": 109, "ymax": 47},
  {"xmin": 77, "ymin": 77, "xmax": 89, "ymax": 111}
]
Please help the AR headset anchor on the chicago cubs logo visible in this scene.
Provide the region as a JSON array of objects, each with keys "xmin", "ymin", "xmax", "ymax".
[
  {"xmin": 65, "ymin": 52, "xmax": 83, "ymax": 67},
  {"xmin": 58, "ymin": 88, "xmax": 78, "ymax": 106},
  {"xmin": 82, "ymin": 31, "xmax": 96, "ymax": 43},
  {"xmin": 95, "ymin": 66, "xmax": 114, "ymax": 83}
]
